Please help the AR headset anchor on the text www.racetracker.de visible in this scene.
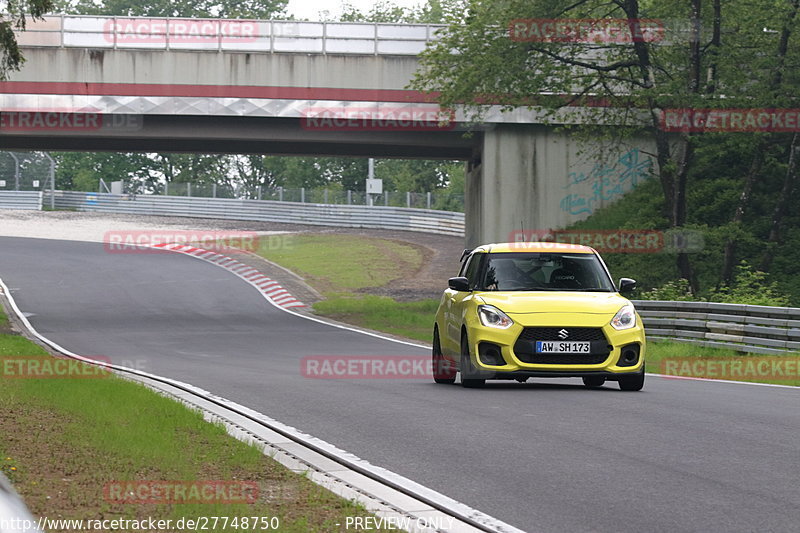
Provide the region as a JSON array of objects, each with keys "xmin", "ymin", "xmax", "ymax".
[
  {"xmin": 1, "ymin": 515, "xmax": 455, "ymax": 531},
  {"xmin": 1, "ymin": 516, "xmax": 283, "ymax": 531}
]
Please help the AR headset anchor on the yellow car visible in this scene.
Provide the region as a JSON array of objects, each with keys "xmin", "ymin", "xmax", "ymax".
[{"xmin": 432, "ymin": 242, "xmax": 645, "ymax": 390}]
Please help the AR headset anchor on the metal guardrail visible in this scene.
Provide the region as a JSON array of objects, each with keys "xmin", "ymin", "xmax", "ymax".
[
  {"xmin": 0, "ymin": 191, "xmax": 42, "ymax": 210},
  {"xmin": 53, "ymin": 191, "xmax": 465, "ymax": 236},
  {"xmin": 159, "ymin": 184, "xmax": 465, "ymax": 212},
  {"xmin": 16, "ymin": 15, "xmax": 444, "ymax": 55},
  {"xmin": 633, "ymin": 300, "xmax": 800, "ymax": 355},
  {"xmin": 0, "ymin": 473, "xmax": 42, "ymax": 533}
]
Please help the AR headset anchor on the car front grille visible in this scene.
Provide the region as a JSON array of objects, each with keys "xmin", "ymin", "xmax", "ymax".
[
  {"xmin": 514, "ymin": 327, "xmax": 610, "ymax": 365},
  {"xmin": 517, "ymin": 327, "xmax": 607, "ymax": 342}
]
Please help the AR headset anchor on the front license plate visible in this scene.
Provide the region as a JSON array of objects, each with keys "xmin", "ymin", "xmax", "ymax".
[{"xmin": 535, "ymin": 341, "xmax": 591, "ymax": 353}]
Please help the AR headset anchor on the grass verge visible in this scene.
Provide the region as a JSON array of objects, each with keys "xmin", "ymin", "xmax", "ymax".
[
  {"xmin": 0, "ymin": 310, "xmax": 389, "ymax": 532},
  {"xmin": 256, "ymin": 233, "xmax": 438, "ymax": 343},
  {"xmin": 256, "ymin": 234, "xmax": 423, "ymax": 292},
  {"xmin": 313, "ymin": 295, "xmax": 439, "ymax": 343}
]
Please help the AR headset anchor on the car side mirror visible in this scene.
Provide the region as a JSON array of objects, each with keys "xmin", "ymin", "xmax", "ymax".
[
  {"xmin": 448, "ymin": 277, "xmax": 471, "ymax": 292},
  {"xmin": 618, "ymin": 278, "xmax": 637, "ymax": 294}
]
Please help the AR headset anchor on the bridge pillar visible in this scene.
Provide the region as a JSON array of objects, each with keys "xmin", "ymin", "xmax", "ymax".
[{"xmin": 465, "ymin": 124, "xmax": 656, "ymax": 247}]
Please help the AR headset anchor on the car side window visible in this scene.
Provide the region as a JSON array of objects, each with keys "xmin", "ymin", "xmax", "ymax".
[{"xmin": 463, "ymin": 253, "xmax": 483, "ymax": 288}]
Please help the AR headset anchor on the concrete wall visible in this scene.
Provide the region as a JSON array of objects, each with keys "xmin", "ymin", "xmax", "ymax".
[
  {"xmin": 13, "ymin": 48, "xmax": 420, "ymax": 91},
  {"xmin": 466, "ymin": 124, "xmax": 657, "ymax": 247}
]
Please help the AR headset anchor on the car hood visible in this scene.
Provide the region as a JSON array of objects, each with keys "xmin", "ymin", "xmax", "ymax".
[{"xmin": 476, "ymin": 291, "xmax": 630, "ymax": 315}]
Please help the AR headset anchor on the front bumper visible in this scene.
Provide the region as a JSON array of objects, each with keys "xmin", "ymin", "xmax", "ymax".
[{"xmin": 464, "ymin": 314, "xmax": 646, "ymax": 377}]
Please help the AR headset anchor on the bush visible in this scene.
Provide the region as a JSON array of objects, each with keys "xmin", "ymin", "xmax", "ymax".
[
  {"xmin": 639, "ymin": 278, "xmax": 697, "ymax": 301},
  {"xmin": 707, "ymin": 262, "xmax": 791, "ymax": 307},
  {"xmin": 638, "ymin": 263, "xmax": 791, "ymax": 306}
]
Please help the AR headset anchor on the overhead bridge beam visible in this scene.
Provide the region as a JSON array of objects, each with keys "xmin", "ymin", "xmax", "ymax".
[{"xmin": 0, "ymin": 115, "xmax": 477, "ymax": 159}]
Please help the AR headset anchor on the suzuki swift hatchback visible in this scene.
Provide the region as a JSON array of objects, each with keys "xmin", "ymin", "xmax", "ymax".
[{"xmin": 432, "ymin": 242, "xmax": 645, "ymax": 390}]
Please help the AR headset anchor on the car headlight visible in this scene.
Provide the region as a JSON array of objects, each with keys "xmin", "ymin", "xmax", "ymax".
[
  {"xmin": 610, "ymin": 304, "xmax": 637, "ymax": 330},
  {"xmin": 478, "ymin": 305, "xmax": 514, "ymax": 329}
]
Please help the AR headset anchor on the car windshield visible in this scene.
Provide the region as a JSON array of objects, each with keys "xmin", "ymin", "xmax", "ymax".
[{"xmin": 480, "ymin": 252, "xmax": 615, "ymax": 292}]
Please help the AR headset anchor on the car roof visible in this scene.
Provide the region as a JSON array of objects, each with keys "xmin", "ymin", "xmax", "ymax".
[{"xmin": 472, "ymin": 242, "xmax": 596, "ymax": 254}]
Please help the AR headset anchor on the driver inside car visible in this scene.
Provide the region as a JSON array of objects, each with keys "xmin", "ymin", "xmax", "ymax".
[{"xmin": 486, "ymin": 258, "xmax": 536, "ymax": 290}]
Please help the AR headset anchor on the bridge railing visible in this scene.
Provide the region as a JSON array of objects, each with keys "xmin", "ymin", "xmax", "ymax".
[
  {"xmin": 633, "ymin": 300, "xmax": 800, "ymax": 355},
  {"xmin": 15, "ymin": 15, "xmax": 444, "ymax": 55}
]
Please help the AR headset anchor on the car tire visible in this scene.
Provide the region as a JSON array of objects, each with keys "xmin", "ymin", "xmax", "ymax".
[
  {"xmin": 432, "ymin": 327, "xmax": 456, "ymax": 384},
  {"xmin": 618, "ymin": 364, "xmax": 645, "ymax": 391},
  {"xmin": 582, "ymin": 376, "xmax": 606, "ymax": 388},
  {"xmin": 460, "ymin": 332, "xmax": 486, "ymax": 388}
]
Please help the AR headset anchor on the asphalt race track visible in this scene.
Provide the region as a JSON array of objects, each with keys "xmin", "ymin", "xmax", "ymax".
[{"xmin": 1, "ymin": 236, "xmax": 798, "ymax": 533}]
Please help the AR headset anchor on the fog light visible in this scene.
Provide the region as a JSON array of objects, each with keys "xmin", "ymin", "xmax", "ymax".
[
  {"xmin": 478, "ymin": 342, "xmax": 505, "ymax": 366},
  {"xmin": 618, "ymin": 343, "xmax": 640, "ymax": 367}
]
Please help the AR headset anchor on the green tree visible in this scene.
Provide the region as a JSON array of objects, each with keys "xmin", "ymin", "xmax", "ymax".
[
  {"xmin": 411, "ymin": 0, "xmax": 800, "ymax": 292},
  {"xmin": 718, "ymin": 0, "xmax": 800, "ymax": 283},
  {"xmin": 54, "ymin": 152, "xmax": 155, "ymax": 191},
  {"xmin": 375, "ymin": 159, "xmax": 451, "ymax": 192},
  {"xmin": 55, "ymin": 0, "xmax": 287, "ymax": 18},
  {"xmin": 1, "ymin": 0, "xmax": 53, "ymax": 79},
  {"xmin": 339, "ymin": 0, "xmax": 463, "ymax": 23}
]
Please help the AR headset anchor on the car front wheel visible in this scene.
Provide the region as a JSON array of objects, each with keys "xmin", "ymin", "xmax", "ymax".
[
  {"xmin": 460, "ymin": 332, "xmax": 486, "ymax": 388},
  {"xmin": 432, "ymin": 327, "xmax": 456, "ymax": 384},
  {"xmin": 618, "ymin": 365, "xmax": 645, "ymax": 391}
]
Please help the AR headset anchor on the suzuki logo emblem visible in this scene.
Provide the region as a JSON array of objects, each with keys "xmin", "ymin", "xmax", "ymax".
[{"xmin": 558, "ymin": 329, "xmax": 569, "ymax": 339}]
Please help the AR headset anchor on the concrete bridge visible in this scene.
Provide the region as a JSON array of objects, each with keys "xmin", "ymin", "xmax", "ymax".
[{"xmin": 1, "ymin": 15, "xmax": 656, "ymax": 245}]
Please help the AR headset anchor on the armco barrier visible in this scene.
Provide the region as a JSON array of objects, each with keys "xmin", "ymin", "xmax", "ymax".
[
  {"xmin": 633, "ymin": 300, "xmax": 800, "ymax": 355},
  {"xmin": 52, "ymin": 191, "xmax": 465, "ymax": 236},
  {"xmin": 0, "ymin": 191, "xmax": 42, "ymax": 210}
]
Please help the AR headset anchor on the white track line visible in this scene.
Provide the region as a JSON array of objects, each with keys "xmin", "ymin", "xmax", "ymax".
[{"xmin": 648, "ymin": 372, "xmax": 798, "ymax": 389}]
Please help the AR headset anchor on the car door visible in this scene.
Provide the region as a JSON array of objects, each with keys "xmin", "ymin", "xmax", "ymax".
[{"xmin": 443, "ymin": 252, "xmax": 483, "ymax": 354}]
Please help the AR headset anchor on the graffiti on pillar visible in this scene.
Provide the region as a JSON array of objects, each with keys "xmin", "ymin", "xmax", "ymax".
[{"xmin": 560, "ymin": 148, "xmax": 654, "ymax": 216}]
